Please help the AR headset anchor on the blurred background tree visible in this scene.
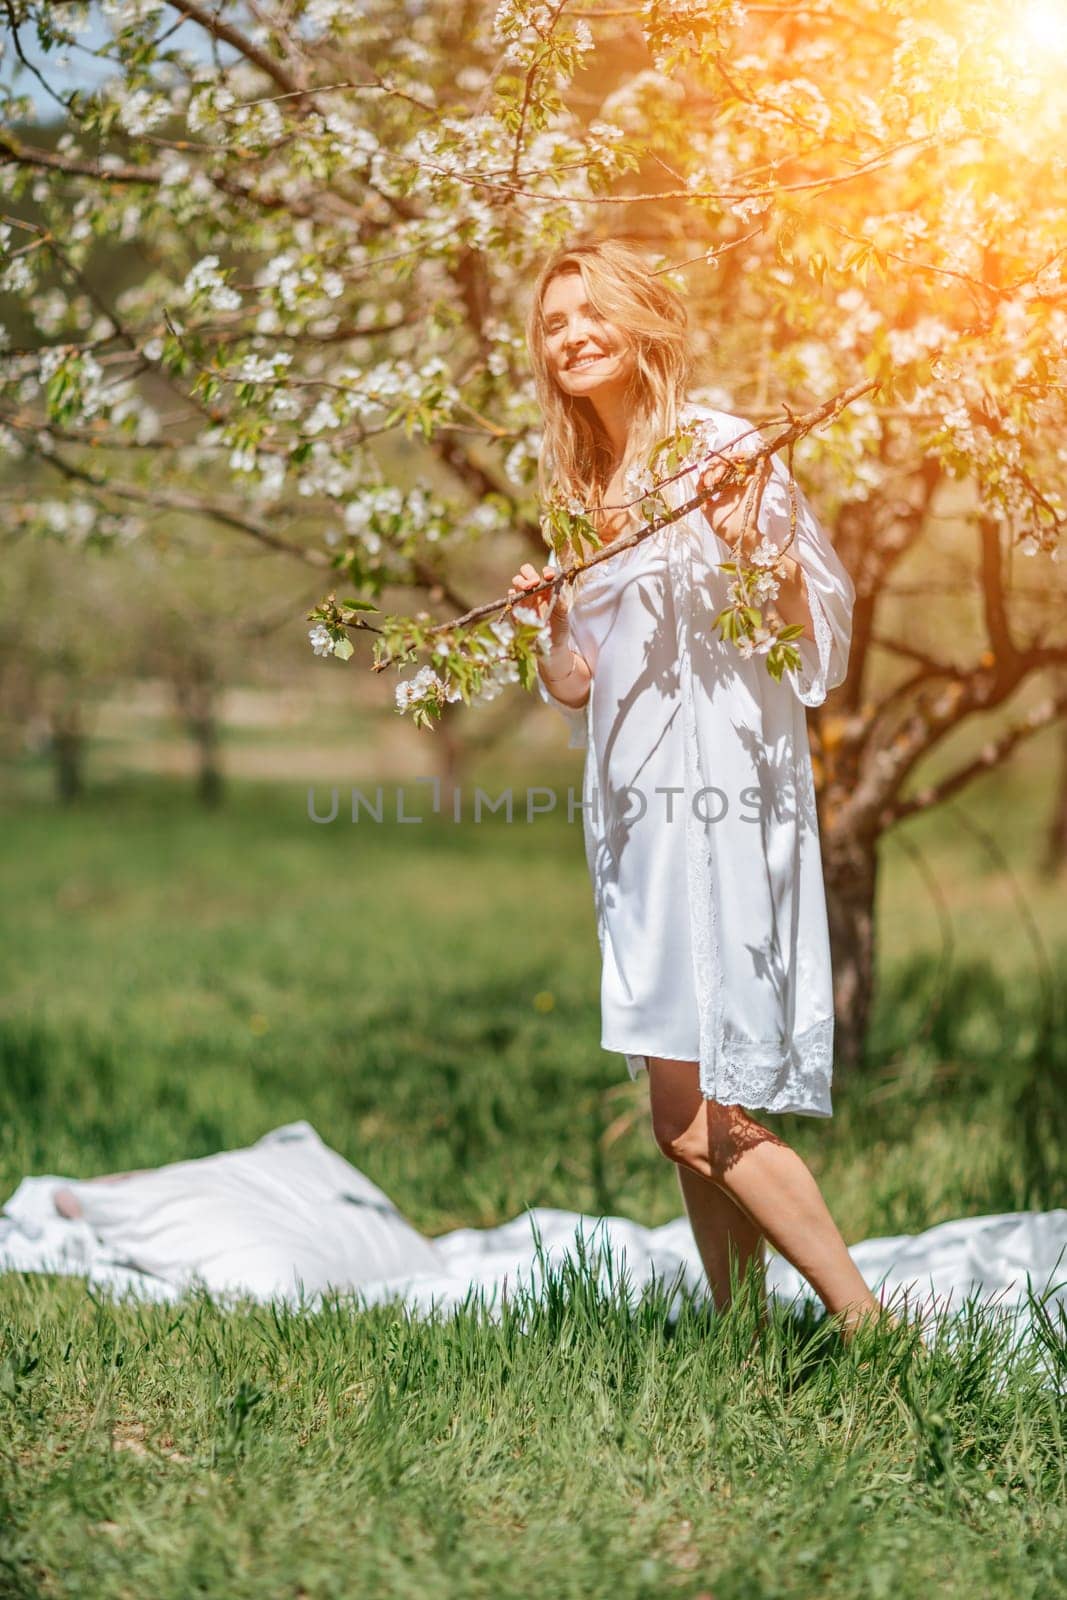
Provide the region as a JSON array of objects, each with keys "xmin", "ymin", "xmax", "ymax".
[{"xmin": 1, "ymin": 0, "xmax": 1066, "ymax": 1087}]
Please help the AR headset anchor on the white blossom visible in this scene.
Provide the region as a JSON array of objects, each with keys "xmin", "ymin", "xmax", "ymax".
[
  {"xmin": 305, "ymin": 396, "xmax": 342, "ymax": 434},
  {"xmin": 187, "ymin": 85, "xmax": 236, "ymax": 135},
  {"xmin": 749, "ymin": 535, "xmax": 785, "ymax": 571},
  {"xmin": 102, "ymin": 0, "xmax": 165, "ymax": 18},
  {"xmin": 159, "ymin": 154, "xmax": 191, "ymax": 189},
  {"xmin": 0, "ymin": 257, "xmax": 33, "ymax": 295},
  {"xmin": 306, "ymin": 0, "xmax": 346, "ymax": 27},
  {"xmin": 118, "ymin": 90, "xmax": 169, "ymax": 136},
  {"xmin": 395, "ymin": 663, "xmax": 453, "ymax": 712},
  {"xmin": 268, "ymin": 389, "xmax": 300, "ymax": 419},
  {"xmin": 238, "ymin": 355, "xmax": 278, "ymax": 385},
  {"xmin": 623, "ymin": 463, "xmax": 655, "ymax": 498},
  {"xmin": 752, "ymin": 570, "xmax": 781, "ymax": 602},
  {"xmin": 253, "ymin": 455, "xmax": 287, "ymax": 501},
  {"xmin": 182, "ymin": 255, "xmax": 241, "ymax": 313},
  {"xmin": 512, "ymin": 603, "xmax": 543, "ymax": 627},
  {"xmin": 467, "ymin": 501, "xmax": 506, "ymax": 534},
  {"xmin": 886, "ymin": 316, "xmax": 951, "ymax": 366}
]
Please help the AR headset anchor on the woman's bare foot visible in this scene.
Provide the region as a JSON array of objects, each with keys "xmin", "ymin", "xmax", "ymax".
[
  {"xmin": 52, "ymin": 1170, "xmax": 146, "ymax": 1221},
  {"xmin": 834, "ymin": 1300, "xmax": 931, "ymax": 1361},
  {"xmin": 53, "ymin": 1187, "xmax": 83, "ymax": 1220}
]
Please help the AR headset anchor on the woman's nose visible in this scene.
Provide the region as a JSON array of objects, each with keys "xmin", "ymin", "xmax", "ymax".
[{"xmin": 562, "ymin": 327, "xmax": 592, "ymax": 355}]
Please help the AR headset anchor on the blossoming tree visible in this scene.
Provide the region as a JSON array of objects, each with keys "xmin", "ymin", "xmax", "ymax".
[{"xmin": 3, "ymin": 0, "xmax": 1067, "ymax": 1069}]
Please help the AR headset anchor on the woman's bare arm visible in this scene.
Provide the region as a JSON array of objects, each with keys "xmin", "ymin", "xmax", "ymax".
[
  {"xmin": 509, "ymin": 560, "xmax": 592, "ymax": 709},
  {"xmin": 538, "ymin": 638, "xmax": 592, "ymax": 709},
  {"xmin": 699, "ymin": 455, "xmax": 816, "ymax": 643}
]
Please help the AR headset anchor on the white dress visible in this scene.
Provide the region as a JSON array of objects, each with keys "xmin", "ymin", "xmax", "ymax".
[{"xmin": 537, "ymin": 402, "xmax": 856, "ymax": 1117}]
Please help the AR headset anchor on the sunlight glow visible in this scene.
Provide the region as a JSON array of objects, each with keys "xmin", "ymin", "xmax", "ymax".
[{"xmin": 1019, "ymin": 0, "xmax": 1067, "ymax": 54}]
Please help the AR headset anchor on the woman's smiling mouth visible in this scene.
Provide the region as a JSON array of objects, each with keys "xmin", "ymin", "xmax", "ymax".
[{"xmin": 567, "ymin": 352, "xmax": 607, "ymax": 370}]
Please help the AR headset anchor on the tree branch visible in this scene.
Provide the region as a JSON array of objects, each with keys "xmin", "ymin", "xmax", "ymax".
[
  {"xmin": 165, "ymin": 0, "xmax": 308, "ymax": 102},
  {"xmin": 1, "ymin": 1, "xmax": 77, "ymax": 116},
  {"xmin": 846, "ymin": 639, "xmax": 1067, "ymax": 835},
  {"xmin": 0, "ymin": 133, "xmax": 163, "ymax": 185},
  {"xmin": 881, "ymin": 691, "xmax": 1067, "ymax": 829},
  {"xmin": 408, "ymin": 557, "xmax": 474, "ymax": 618},
  {"xmin": 0, "ymin": 130, "xmax": 351, "ymax": 223},
  {"xmin": 164, "ymin": 2, "xmax": 418, "ymax": 223},
  {"xmin": 866, "ymin": 634, "xmax": 959, "ymax": 675},
  {"xmin": 371, "ymin": 379, "xmax": 881, "ymax": 667},
  {"xmin": 43, "ymin": 449, "xmax": 332, "ymax": 566},
  {"xmin": 837, "ymin": 455, "xmax": 942, "ymax": 715}
]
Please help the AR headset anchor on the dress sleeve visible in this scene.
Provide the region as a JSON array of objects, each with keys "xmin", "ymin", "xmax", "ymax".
[
  {"xmin": 719, "ymin": 418, "xmax": 856, "ymax": 709},
  {"xmin": 534, "ymin": 556, "xmax": 590, "ymax": 750}
]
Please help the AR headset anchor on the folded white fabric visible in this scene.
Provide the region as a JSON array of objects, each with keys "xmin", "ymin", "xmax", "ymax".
[
  {"xmin": 768, "ymin": 1210, "xmax": 1067, "ymax": 1330},
  {"xmin": 1, "ymin": 1122, "xmax": 438, "ymax": 1302},
  {"xmin": 2, "ymin": 1124, "xmax": 1065, "ymax": 1371}
]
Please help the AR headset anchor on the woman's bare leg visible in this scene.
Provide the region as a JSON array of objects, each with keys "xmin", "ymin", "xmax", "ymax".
[
  {"xmin": 674, "ymin": 1162, "xmax": 768, "ymax": 1326},
  {"xmin": 648, "ymin": 1056, "xmax": 885, "ymax": 1342}
]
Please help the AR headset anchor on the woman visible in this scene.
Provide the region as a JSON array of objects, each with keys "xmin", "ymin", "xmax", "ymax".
[{"xmin": 509, "ymin": 237, "xmax": 896, "ymax": 1346}]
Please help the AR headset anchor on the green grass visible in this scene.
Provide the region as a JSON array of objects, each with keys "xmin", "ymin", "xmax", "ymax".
[{"xmin": 1, "ymin": 769, "xmax": 1065, "ymax": 1599}]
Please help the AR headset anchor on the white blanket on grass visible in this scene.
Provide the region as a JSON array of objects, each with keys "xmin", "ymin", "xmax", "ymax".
[{"xmin": 2, "ymin": 1122, "xmax": 1064, "ymax": 1355}]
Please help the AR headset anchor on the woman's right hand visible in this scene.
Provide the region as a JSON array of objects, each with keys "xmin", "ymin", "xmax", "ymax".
[{"xmin": 506, "ymin": 563, "xmax": 566, "ymax": 630}]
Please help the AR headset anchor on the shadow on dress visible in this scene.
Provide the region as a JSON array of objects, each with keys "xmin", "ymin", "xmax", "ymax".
[{"xmin": 581, "ymin": 520, "xmax": 822, "ymax": 1043}]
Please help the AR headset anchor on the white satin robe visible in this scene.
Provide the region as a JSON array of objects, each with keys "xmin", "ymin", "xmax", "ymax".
[{"xmin": 537, "ymin": 402, "xmax": 856, "ymax": 1116}]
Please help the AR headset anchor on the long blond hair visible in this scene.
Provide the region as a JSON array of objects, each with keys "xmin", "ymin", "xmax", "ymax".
[{"xmin": 525, "ymin": 238, "xmax": 692, "ymax": 570}]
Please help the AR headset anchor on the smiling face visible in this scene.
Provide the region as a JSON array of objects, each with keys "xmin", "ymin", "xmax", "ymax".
[{"xmin": 540, "ymin": 269, "xmax": 636, "ymax": 401}]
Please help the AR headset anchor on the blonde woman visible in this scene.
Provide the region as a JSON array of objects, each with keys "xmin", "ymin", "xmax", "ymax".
[{"xmin": 509, "ymin": 237, "xmax": 898, "ymax": 1347}]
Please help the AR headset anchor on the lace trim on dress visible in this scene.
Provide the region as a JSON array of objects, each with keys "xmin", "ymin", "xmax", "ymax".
[
  {"xmin": 789, "ymin": 568, "xmax": 835, "ymax": 708},
  {"xmin": 623, "ymin": 1012, "xmax": 834, "ymax": 1116},
  {"xmin": 667, "ymin": 465, "xmax": 728, "ymax": 1106}
]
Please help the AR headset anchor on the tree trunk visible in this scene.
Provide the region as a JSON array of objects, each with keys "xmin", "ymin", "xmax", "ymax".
[
  {"xmin": 821, "ymin": 821, "xmax": 879, "ymax": 1078},
  {"xmin": 435, "ymin": 700, "xmax": 464, "ymax": 793},
  {"xmin": 431, "ymin": 693, "xmax": 541, "ymax": 792},
  {"xmin": 191, "ymin": 711, "xmax": 223, "ymax": 808},
  {"xmin": 51, "ymin": 703, "xmax": 84, "ymax": 804},
  {"xmin": 173, "ymin": 665, "xmax": 224, "ymax": 808},
  {"xmin": 1042, "ymin": 715, "xmax": 1067, "ymax": 875}
]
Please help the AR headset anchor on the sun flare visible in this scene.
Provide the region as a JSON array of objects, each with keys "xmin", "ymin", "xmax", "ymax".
[{"xmin": 1019, "ymin": 0, "xmax": 1067, "ymax": 53}]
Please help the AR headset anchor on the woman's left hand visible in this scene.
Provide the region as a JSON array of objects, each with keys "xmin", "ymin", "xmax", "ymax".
[
  {"xmin": 697, "ymin": 449, "xmax": 772, "ymax": 555},
  {"xmin": 696, "ymin": 446, "xmax": 814, "ymax": 639}
]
